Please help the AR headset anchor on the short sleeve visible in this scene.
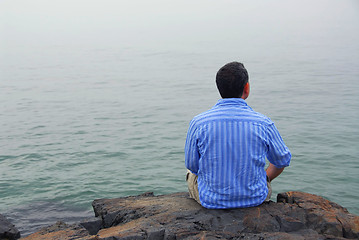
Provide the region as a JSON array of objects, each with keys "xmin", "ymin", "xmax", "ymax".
[
  {"xmin": 266, "ymin": 123, "xmax": 291, "ymax": 168},
  {"xmin": 184, "ymin": 120, "xmax": 200, "ymax": 174}
]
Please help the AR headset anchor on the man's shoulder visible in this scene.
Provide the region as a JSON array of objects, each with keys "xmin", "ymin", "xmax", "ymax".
[
  {"xmin": 190, "ymin": 109, "xmax": 215, "ymax": 126},
  {"xmin": 251, "ymin": 111, "xmax": 273, "ymax": 124},
  {"xmin": 190, "ymin": 106, "xmax": 273, "ymax": 127}
]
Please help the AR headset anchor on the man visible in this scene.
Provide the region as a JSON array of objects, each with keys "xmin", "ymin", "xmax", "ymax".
[{"xmin": 185, "ymin": 62, "xmax": 291, "ymax": 209}]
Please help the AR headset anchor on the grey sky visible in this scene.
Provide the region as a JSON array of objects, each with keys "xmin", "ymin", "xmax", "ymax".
[{"xmin": 1, "ymin": 0, "xmax": 358, "ymax": 48}]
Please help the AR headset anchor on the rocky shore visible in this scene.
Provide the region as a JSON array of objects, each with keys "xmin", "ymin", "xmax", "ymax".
[
  {"xmin": 0, "ymin": 214, "xmax": 21, "ymax": 240},
  {"xmin": 2, "ymin": 191, "xmax": 359, "ymax": 239}
]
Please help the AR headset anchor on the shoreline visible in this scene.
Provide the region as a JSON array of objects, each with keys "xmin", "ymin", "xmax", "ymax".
[{"xmin": 2, "ymin": 191, "xmax": 359, "ymax": 240}]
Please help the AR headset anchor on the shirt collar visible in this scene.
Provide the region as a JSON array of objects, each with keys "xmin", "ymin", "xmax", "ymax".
[{"xmin": 214, "ymin": 98, "xmax": 248, "ymax": 107}]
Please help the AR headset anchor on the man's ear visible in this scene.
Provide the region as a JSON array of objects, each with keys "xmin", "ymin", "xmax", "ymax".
[{"xmin": 242, "ymin": 82, "xmax": 250, "ymax": 99}]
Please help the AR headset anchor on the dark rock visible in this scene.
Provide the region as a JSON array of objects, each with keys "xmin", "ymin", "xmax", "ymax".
[
  {"xmin": 278, "ymin": 191, "xmax": 359, "ymax": 238},
  {"xmin": 92, "ymin": 191, "xmax": 359, "ymax": 239},
  {"xmin": 0, "ymin": 213, "xmax": 20, "ymax": 240},
  {"xmin": 22, "ymin": 191, "xmax": 359, "ymax": 240},
  {"xmin": 21, "ymin": 221, "xmax": 91, "ymax": 240},
  {"xmin": 80, "ymin": 217, "xmax": 103, "ymax": 235},
  {"xmin": 146, "ymin": 229, "xmax": 165, "ymax": 240},
  {"xmin": 38, "ymin": 221, "xmax": 69, "ymax": 233}
]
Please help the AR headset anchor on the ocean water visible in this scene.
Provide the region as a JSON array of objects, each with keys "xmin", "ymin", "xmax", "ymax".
[{"xmin": 1, "ymin": 0, "xmax": 359, "ymax": 236}]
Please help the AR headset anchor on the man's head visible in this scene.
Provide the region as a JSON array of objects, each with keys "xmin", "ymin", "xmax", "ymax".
[{"xmin": 216, "ymin": 62, "xmax": 249, "ymax": 99}]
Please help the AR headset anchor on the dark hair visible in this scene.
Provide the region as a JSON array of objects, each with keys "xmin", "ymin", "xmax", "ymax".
[{"xmin": 216, "ymin": 62, "xmax": 249, "ymax": 98}]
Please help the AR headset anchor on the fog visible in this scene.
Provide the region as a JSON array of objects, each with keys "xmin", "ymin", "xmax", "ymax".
[{"xmin": 1, "ymin": 0, "xmax": 358, "ymax": 49}]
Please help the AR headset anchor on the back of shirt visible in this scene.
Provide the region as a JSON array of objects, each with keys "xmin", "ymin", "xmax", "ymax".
[{"xmin": 185, "ymin": 98, "xmax": 291, "ymax": 209}]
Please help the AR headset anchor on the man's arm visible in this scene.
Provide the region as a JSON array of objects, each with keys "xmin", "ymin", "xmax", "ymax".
[
  {"xmin": 184, "ymin": 120, "xmax": 200, "ymax": 174},
  {"xmin": 266, "ymin": 123, "xmax": 291, "ymax": 179},
  {"xmin": 266, "ymin": 163, "xmax": 285, "ymax": 182}
]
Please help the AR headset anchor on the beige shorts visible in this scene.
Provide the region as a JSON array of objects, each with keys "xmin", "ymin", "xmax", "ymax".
[{"xmin": 186, "ymin": 169, "xmax": 272, "ymax": 204}]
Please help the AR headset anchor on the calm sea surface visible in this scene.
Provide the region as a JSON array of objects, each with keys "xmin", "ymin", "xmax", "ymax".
[{"xmin": 1, "ymin": 0, "xmax": 358, "ymax": 236}]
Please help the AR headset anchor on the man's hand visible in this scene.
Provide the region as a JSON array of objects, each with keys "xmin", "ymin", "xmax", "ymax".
[{"xmin": 266, "ymin": 163, "xmax": 285, "ymax": 182}]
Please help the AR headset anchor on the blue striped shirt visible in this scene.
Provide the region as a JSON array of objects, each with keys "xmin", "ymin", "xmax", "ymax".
[{"xmin": 185, "ymin": 98, "xmax": 291, "ymax": 209}]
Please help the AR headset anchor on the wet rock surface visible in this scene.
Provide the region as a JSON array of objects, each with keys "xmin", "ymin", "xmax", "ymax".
[
  {"xmin": 21, "ymin": 191, "xmax": 359, "ymax": 239},
  {"xmin": 0, "ymin": 213, "xmax": 21, "ymax": 240}
]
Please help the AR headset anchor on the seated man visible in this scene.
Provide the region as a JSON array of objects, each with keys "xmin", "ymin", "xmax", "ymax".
[{"xmin": 185, "ymin": 62, "xmax": 291, "ymax": 209}]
